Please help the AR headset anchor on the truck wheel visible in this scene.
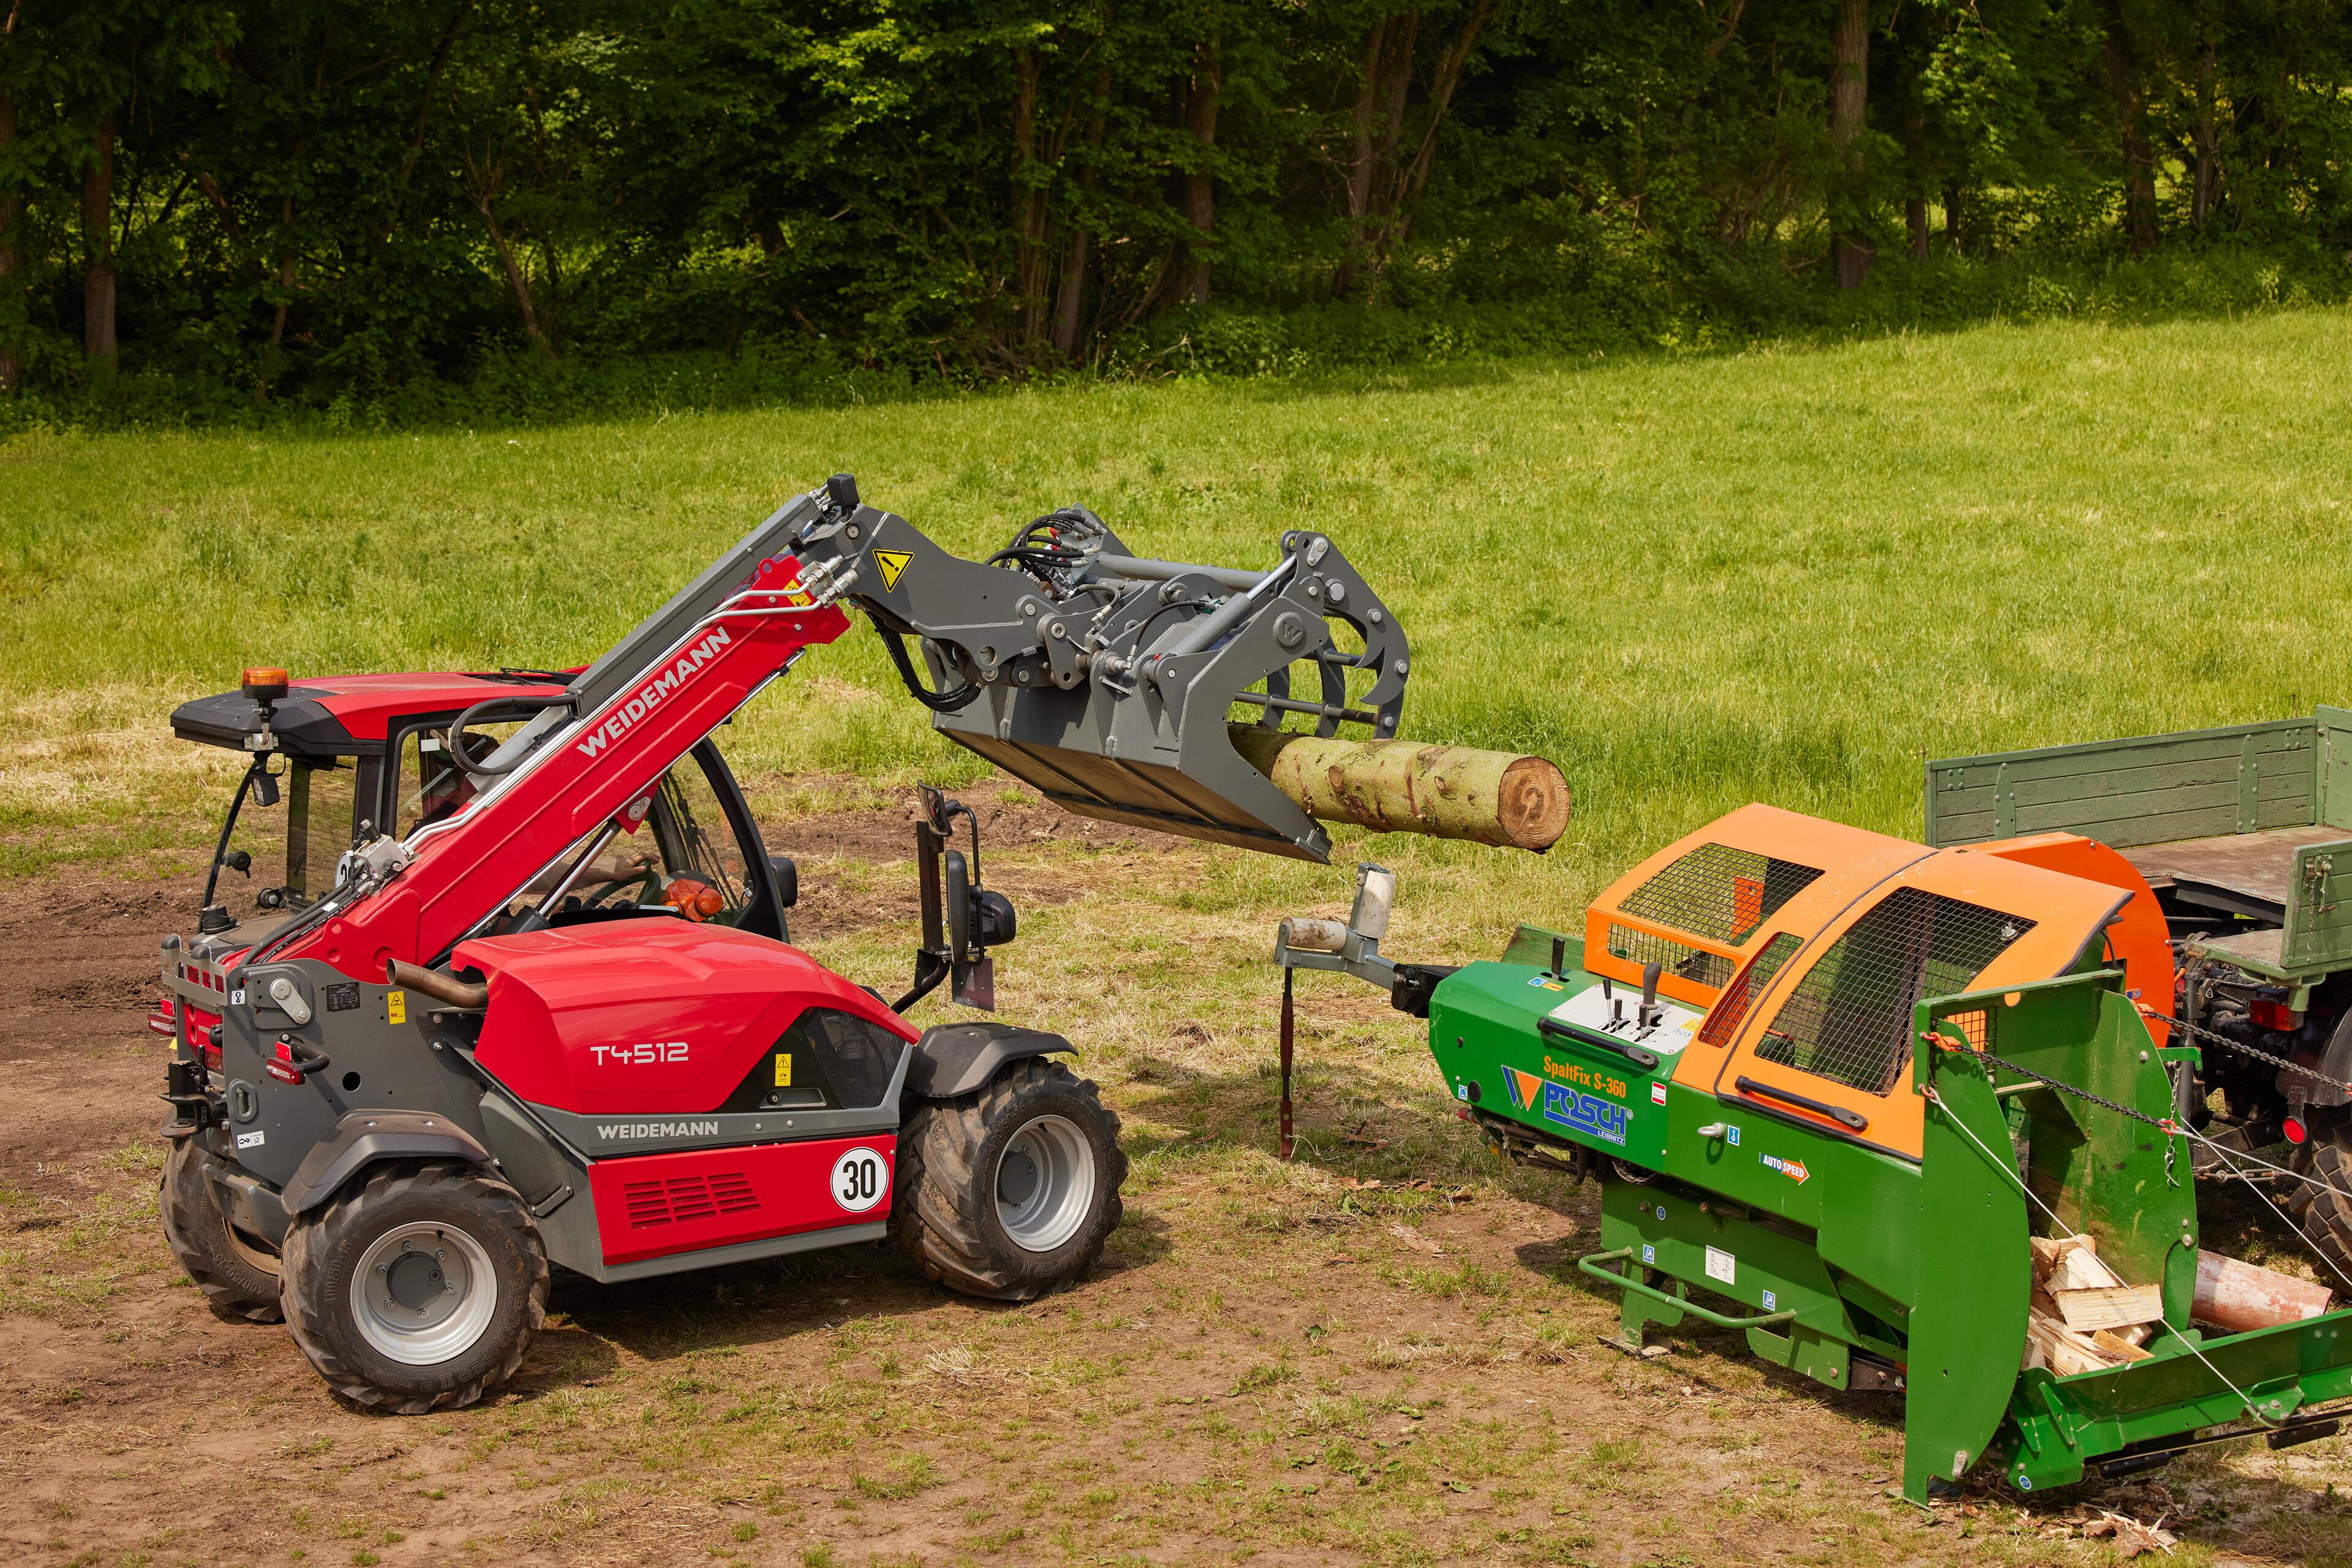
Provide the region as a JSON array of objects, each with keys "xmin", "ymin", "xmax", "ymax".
[
  {"xmin": 158, "ymin": 1138, "xmax": 284, "ymax": 1324},
  {"xmin": 2287, "ymin": 1111, "xmax": 2352, "ymax": 1286},
  {"xmin": 280, "ymin": 1162, "xmax": 548, "ymax": 1414},
  {"xmin": 892, "ymin": 1057, "xmax": 1126, "ymax": 1302}
]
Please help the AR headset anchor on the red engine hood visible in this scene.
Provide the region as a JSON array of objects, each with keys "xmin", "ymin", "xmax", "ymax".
[{"xmin": 454, "ymin": 919, "xmax": 913, "ymax": 1115}]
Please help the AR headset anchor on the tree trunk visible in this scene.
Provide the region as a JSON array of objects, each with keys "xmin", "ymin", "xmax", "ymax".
[
  {"xmin": 1904, "ymin": 104, "xmax": 1929, "ymax": 260},
  {"xmin": 477, "ymin": 200, "xmax": 553, "ymax": 357},
  {"xmin": 270, "ymin": 195, "xmax": 295, "ymax": 347},
  {"xmin": 2098, "ymin": 0, "xmax": 2158, "ymax": 254},
  {"xmin": 381, "ymin": 1, "xmax": 472, "ymax": 247},
  {"xmin": 1180, "ymin": 38, "xmax": 1220, "ymax": 307},
  {"xmin": 1333, "ymin": 17, "xmax": 1389, "ymax": 302},
  {"xmin": 1011, "ymin": 49, "xmax": 1048, "ymax": 342},
  {"xmin": 2190, "ymin": 35, "xmax": 2219, "ymax": 228},
  {"xmin": 83, "ymin": 110, "xmax": 118, "ymax": 369},
  {"xmin": 1828, "ymin": 0, "xmax": 1871, "ymax": 289},
  {"xmin": 0, "ymin": 70, "xmax": 20, "ymax": 394},
  {"xmin": 1052, "ymin": 70, "xmax": 1110, "ymax": 361},
  {"xmin": 1392, "ymin": 0, "xmax": 1494, "ymax": 249},
  {"xmin": 1943, "ymin": 181, "xmax": 1962, "ymax": 255}
]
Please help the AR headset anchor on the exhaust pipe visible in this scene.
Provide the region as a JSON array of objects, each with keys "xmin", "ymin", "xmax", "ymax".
[{"xmin": 385, "ymin": 959, "xmax": 488, "ymax": 1011}]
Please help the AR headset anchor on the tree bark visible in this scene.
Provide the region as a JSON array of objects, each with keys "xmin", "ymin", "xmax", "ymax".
[
  {"xmin": 1180, "ymin": 37, "xmax": 1220, "ymax": 306},
  {"xmin": 1052, "ymin": 69, "xmax": 1110, "ymax": 361},
  {"xmin": 1828, "ymin": 0, "xmax": 1871, "ymax": 289},
  {"xmin": 1904, "ymin": 104, "xmax": 1929, "ymax": 260},
  {"xmin": 2098, "ymin": 0, "xmax": 2158, "ymax": 254},
  {"xmin": 2190, "ymin": 35, "xmax": 2219, "ymax": 228},
  {"xmin": 477, "ymin": 199, "xmax": 553, "ymax": 356},
  {"xmin": 1393, "ymin": 0, "xmax": 1493, "ymax": 249},
  {"xmin": 1229, "ymin": 726, "xmax": 1572, "ymax": 852},
  {"xmin": 380, "ymin": 1, "xmax": 472, "ymax": 247},
  {"xmin": 0, "ymin": 57, "xmax": 20, "ymax": 393},
  {"xmin": 1333, "ymin": 17, "xmax": 1389, "ymax": 302},
  {"xmin": 1943, "ymin": 181, "xmax": 1962, "ymax": 255},
  {"xmin": 270, "ymin": 195, "xmax": 295, "ymax": 347},
  {"xmin": 82, "ymin": 110, "xmax": 119, "ymax": 368},
  {"xmin": 1011, "ymin": 49, "xmax": 1048, "ymax": 341}
]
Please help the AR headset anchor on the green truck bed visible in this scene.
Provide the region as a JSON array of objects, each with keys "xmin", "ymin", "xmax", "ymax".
[{"xmin": 1926, "ymin": 707, "xmax": 2352, "ymax": 980}]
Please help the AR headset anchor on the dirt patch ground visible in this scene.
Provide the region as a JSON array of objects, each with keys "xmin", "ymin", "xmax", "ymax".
[{"xmin": 1, "ymin": 835, "xmax": 2346, "ymax": 1568}]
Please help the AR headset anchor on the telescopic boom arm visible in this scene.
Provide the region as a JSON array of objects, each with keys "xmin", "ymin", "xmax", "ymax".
[{"xmin": 258, "ymin": 475, "xmax": 1411, "ymax": 986}]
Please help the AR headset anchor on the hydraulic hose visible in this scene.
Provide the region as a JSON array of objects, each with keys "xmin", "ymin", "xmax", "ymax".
[
  {"xmin": 864, "ymin": 608, "xmax": 981, "ymax": 712},
  {"xmin": 385, "ymin": 959, "xmax": 489, "ymax": 1010}
]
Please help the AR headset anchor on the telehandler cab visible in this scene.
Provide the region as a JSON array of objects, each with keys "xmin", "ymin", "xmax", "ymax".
[{"xmin": 153, "ymin": 475, "xmax": 1408, "ymax": 1411}]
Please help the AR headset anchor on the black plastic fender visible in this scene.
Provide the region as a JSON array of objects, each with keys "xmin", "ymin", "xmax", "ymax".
[
  {"xmin": 2315, "ymin": 1011, "xmax": 2352, "ymax": 1110},
  {"xmin": 277, "ymin": 1109, "xmax": 495, "ymax": 1214},
  {"xmin": 906, "ymin": 1020, "xmax": 1076, "ymax": 1101}
]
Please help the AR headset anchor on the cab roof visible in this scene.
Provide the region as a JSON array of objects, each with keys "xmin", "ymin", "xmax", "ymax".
[{"xmin": 170, "ymin": 671, "xmax": 575, "ymax": 758}]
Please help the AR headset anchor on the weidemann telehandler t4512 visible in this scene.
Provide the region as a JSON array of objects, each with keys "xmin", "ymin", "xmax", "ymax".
[{"xmin": 153, "ymin": 474, "xmax": 1419, "ymax": 1411}]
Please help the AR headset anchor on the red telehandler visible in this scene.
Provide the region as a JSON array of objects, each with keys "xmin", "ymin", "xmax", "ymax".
[{"xmin": 153, "ymin": 474, "xmax": 1409, "ymax": 1410}]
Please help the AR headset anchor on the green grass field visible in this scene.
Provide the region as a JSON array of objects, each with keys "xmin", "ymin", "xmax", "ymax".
[
  {"xmin": 4, "ymin": 311, "xmax": 2351, "ymax": 1566},
  {"xmin": 6, "ymin": 308, "xmax": 2349, "ymax": 907}
]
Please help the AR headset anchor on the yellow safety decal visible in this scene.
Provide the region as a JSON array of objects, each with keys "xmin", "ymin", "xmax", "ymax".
[
  {"xmin": 774, "ymin": 1054, "xmax": 793, "ymax": 1088},
  {"xmin": 873, "ymin": 549, "xmax": 913, "ymax": 592},
  {"xmin": 387, "ymin": 990, "xmax": 407, "ymax": 1025}
]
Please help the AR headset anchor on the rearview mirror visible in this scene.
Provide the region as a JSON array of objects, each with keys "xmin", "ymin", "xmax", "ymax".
[{"xmin": 767, "ymin": 854, "xmax": 798, "ymax": 909}]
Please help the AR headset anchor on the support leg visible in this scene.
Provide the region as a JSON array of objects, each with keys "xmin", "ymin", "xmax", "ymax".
[{"xmin": 1279, "ymin": 968, "xmax": 1295, "ymax": 1159}]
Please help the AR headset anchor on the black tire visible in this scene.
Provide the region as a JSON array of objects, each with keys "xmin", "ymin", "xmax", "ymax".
[
  {"xmin": 891, "ymin": 1057, "xmax": 1126, "ymax": 1302},
  {"xmin": 280, "ymin": 1161, "xmax": 548, "ymax": 1414},
  {"xmin": 158, "ymin": 1137, "xmax": 284, "ymax": 1324},
  {"xmin": 2286, "ymin": 1109, "xmax": 2352, "ymax": 1288}
]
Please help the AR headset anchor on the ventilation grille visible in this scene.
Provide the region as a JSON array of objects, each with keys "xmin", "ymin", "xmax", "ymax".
[
  {"xmin": 1617, "ymin": 843, "xmax": 1826, "ymax": 946},
  {"xmin": 1754, "ymin": 888, "xmax": 2034, "ymax": 1096},
  {"xmin": 1698, "ymin": 933, "xmax": 1804, "ymax": 1046},
  {"xmin": 624, "ymin": 1173, "xmax": 760, "ymax": 1229},
  {"xmin": 1605, "ymin": 924, "xmax": 1735, "ymax": 990}
]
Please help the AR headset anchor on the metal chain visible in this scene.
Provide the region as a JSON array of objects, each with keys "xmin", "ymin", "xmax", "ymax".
[
  {"xmin": 2135, "ymin": 1003, "xmax": 2352, "ymax": 1098},
  {"xmin": 1921, "ymin": 1028, "xmax": 2176, "ymax": 1131}
]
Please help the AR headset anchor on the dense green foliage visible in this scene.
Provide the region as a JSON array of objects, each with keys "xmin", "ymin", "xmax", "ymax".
[{"xmin": 0, "ymin": 0, "xmax": 2348, "ymax": 413}]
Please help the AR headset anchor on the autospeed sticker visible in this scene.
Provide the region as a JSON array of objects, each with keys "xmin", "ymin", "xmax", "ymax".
[
  {"xmin": 1761, "ymin": 1152, "xmax": 1811, "ymax": 1184},
  {"xmin": 831, "ymin": 1146, "xmax": 888, "ymax": 1213}
]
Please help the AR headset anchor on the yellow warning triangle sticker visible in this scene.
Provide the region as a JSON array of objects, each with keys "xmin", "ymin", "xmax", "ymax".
[{"xmin": 873, "ymin": 549, "xmax": 913, "ymax": 591}]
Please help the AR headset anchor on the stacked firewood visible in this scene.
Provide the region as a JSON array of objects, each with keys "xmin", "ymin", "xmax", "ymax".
[{"xmin": 2023, "ymin": 1232, "xmax": 2335, "ymax": 1375}]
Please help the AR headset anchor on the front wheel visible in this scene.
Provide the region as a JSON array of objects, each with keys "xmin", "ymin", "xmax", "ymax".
[
  {"xmin": 280, "ymin": 1162, "xmax": 548, "ymax": 1413},
  {"xmin": 891, "ymin": 1057, "xmax": 1126, "ymax": 1301},
  {"xmin": 158, "ymin": 1137, "xmax": 284, "ymax": 1324}
]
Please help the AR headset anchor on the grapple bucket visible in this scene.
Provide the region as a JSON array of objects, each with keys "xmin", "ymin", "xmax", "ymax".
[{"xmin": 791, "ymin": 507, "xmax": 1410, "ymax": 862}]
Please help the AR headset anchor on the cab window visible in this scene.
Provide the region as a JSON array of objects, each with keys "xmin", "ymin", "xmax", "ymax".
[
  {"xmin": 221, "ymin": 756, "xmax": 361, "ymax": 912},
  {"xmin": 495, "ymin": 746, "xmax": 761, "ymax": 930},
  {"xmin": 393, "ymin": 718, "xmax": 527, "ymax": 840}
]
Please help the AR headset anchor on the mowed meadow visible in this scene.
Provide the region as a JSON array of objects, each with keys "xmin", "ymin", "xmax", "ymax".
[
  {"xmin": 2, "ymin": 314, "xmax": 2351, "ymax": 1567},
  {"xmin": 6, "ymin": 309, "xmax": 2351, "ymax": 910}
]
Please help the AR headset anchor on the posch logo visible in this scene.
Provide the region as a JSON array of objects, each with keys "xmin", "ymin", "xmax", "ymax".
[{"xmin": 575, "ymin": 626, "xmax": 734, "ymax": 759}]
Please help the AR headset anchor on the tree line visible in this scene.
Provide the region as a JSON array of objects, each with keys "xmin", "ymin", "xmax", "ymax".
[{"xmin": 1, "ymin": 0, "xmax": 2345, "ymax": 400}]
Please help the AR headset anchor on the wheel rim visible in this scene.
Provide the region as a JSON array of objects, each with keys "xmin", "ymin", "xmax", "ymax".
[
  {"xmin": 995, "ymin": 1114, "xmax": 1096, "ymax": 1254},
  {"xmin": 349, "ymin": 1221, "xmax": 499, "ymax": 1366}
]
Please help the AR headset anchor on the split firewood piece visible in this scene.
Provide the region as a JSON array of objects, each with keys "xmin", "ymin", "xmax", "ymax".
[
  {"xmin": 2090, "ymin": 1329, "xmax": 2153, "ymax": 1363},
  {"xmin": 2052, "ymin": 1284, "xmax": 2165, "ymax": 1335},
  {"xmin": 2025, "ymin": 1308, "xmax": 2117, "ymax": 1377}
]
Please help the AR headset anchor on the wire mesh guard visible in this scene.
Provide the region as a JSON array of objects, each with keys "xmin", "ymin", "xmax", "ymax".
[
  {"xmin": 1616, "ymin": 843, "xmax": 1826, "ymax": 947},
  {"xmin": 1755, "ymin": 888, "xmax": 2035, "ymax": 1095},
  {"xmin": 1605, "ymin": 924, "xmax": 1735, "ymax": 989},
  {"xmin": 1698, "ymin": 932, "xmax": 1805, "ymax": 1046}
]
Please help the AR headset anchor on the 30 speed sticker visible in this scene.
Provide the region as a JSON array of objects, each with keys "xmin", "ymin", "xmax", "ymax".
[{"xmin": 830, "ymin": 1146, "xmax": 889, "ymax": 1214}]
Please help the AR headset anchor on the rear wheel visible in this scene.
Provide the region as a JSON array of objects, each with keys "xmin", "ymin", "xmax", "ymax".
[
  {"xmin": 281, "ymin": 1162, "xmax": 547, "ymax": 1413},
  {"xmin": 158, "ymin": 1137, "xmax": 284, "ymax": 1324},
  {"xmin": 2286, "ymin": 1109, "xmax": 2352, "ymax": 1288},
  {"xmin": 891, "ymin": 1057, "xmax": 1126, "ymax": 1301}
]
